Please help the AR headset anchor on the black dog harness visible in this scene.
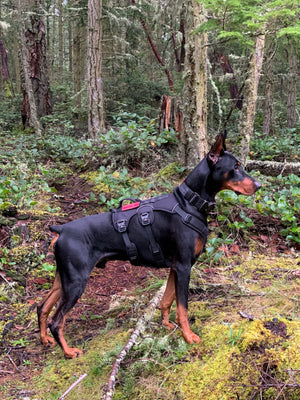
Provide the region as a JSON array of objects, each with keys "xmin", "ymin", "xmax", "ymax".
[{"xmin": 111, "ymin": 183, "xmax": 213, "ymax": 266}]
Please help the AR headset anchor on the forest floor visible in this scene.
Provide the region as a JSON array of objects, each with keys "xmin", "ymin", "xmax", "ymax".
[{"xmin": 0, "ymin": 174, "xmax": 299, "ymax": 400}]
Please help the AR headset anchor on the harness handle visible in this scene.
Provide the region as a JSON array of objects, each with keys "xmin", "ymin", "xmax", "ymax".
[{"xmin": 116, "ymin": 198, "xmax": 141, "ymax": 211}]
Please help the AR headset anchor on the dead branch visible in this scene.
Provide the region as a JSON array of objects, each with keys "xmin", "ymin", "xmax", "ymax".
[
  {"xmin": 246, "ymin": 160, "xmax": 300, "ymax": 177},
  {"xmin": 58, "ymin": 373, "xmax": 87, "ymax": 400},
  {"xmin": 104, "ymin": 282, "xmax": 167, "ymax": 400}
]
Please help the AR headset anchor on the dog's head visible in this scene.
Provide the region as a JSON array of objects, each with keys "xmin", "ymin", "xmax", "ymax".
[{"xmin": 207, "ymin": 132, "xmax": 261, "ymax": 196}]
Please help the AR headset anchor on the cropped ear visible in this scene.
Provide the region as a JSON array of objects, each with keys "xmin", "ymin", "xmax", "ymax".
[{"xmin": 207, "ymin": 132, "xmax": 226, "ymax": 165}]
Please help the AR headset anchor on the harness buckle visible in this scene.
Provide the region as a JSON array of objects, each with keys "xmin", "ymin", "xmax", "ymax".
[
  {"xmin": 140, "ymin": 212, "xmax": 151, "ymax": 226},
  {"xmin": 116, "ymin": 219, "xmax": 127, "ymax": 233},
  {"xmin": 184, "ymin": 214, "xmax": 192, "ymax": 223},
  {"xmin": 189, "ymin": 193, "xmax": 200, "ymax": 205}
]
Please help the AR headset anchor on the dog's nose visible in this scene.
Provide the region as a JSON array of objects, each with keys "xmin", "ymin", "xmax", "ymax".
[{"xmin": 254, "ymin": 180, "xmax": 262, "ymax": 191}]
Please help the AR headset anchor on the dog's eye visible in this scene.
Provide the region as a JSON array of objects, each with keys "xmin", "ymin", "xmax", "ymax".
[{"xmin": 234, "ymin": 164, "xmax": 240, "ymax": 170}]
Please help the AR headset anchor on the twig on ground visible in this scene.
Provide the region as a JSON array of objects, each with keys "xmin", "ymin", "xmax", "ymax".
[
  {"xmin": 58, "ymin": 373, "xmax": 87, "ymax": 400},
  {"xmin": 104, "ymin": 282, "xmax": 167, "ymax": 400}
]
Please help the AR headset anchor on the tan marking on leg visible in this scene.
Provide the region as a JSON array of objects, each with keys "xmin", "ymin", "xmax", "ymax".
[
  {"xmin": 160, "ymin": 269, "xmax": 176, "ymax": 330},
  {"xmin": 39, "ymin": 271, "xmax": 61, "ymax": 347},
  {"xmin": 176, "ymin": 303, "xmax": 201, "ymax": 344},
  {"xmin": 58, "ymin": 316, "xmax": 83, "ymax": 359},
  {"xmin": 194, "ymin": 237, "xmax": 204, "ymax": 258}
]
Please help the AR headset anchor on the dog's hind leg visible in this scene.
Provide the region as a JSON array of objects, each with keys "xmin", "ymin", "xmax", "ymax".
[
  {"xmin": 37, "ymin": 271, "xmax": 62, "ymax": 347},
  {"xmin": 49, "ymin": 277, "xmax": 88, "ymax": 358},
  {"xmin": 160, "ymin": 268, "xmax": 176, "ymax": 330}
]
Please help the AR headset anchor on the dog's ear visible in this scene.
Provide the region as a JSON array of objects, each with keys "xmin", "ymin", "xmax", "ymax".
[{"xmin": 207, "ymin": 132, "xmax": 226, "ymax": 165}]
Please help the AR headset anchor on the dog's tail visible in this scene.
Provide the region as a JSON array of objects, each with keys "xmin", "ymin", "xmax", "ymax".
[
  {"xmin": 50, "ymin": 225, "xmax": 63, "ymax": 234},
  {"xmin": 49, "ymin": 225, "xmax": 62, "ymax": 255}
]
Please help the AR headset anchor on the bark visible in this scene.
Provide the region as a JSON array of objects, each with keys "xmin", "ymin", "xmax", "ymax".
[
  {"xmin": 286, "ymin": 39, "xmax": 297, "ymax": 129},
  {"xmin": 25, "ymin": 10, "xmax": 52, "ymax": 120},
  {"xmin": 236, "ymin": 31, "xmax": 265, "ymax": 164},
  {"xmin": 158, "ymin": 95, "xmax": 182, "ymax": 138},
  {"xmin": 181, "ymin": 0, "xmax": 208, "ymax": 167},
  {"xmin": 246, "ymin": 160, "xmax": 300, "ymax": 177},
  {"xmin": 87, "ymin": 0, "xmax": 105, "ymax": 139},
  {"xmin": 17, "ymin": 0, "xmax": 41, "ymax": 135},
  {"xmin": 263, "ymin": 39, "xmax": 275, "ymax": 136}
]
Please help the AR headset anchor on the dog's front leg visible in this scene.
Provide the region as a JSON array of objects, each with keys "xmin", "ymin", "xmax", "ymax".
[
  {"xmin": 160, "ymin": 268, "xmax": 176, "ymax": 329},
  {"xmin": 174, "ymin": 264, "xmax": 201, "ymax": 344}
]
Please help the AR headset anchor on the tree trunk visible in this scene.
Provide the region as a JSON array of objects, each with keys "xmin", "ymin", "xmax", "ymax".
[
  {"xmin": 87, "ymin": 0, "xmax": 105, "ymax": 139},
  {"xmin": 58, "ymin": 0, "xmax": 63, "ymax": 78},
  {"xmin": 286, "ymin": 39, "xmax": 297, "ymax": 129},
  {"xmin": 68, "ymin": 17, "xmax": 72, "ymax": 72},
  {"xmin": 25, "ymin": 9, "xmax": 52, "ymax": 120},
  {"xmin": 13, "ymin": 34, "xmax": 21, "ymax": 94},
  {"xmin": 0, "ymin": 37, "xmax": 13, "ymax": 98},
  {"xmin": 181, "ymin": 0, "xmax": 208, "ymax": 168},
  {"xmin": 263, "ymin": 38, "xmax": 275, "ymax": 136},
  {"xmin": 73, "ymin": 23, "xmax": 85, "ymax": 109},
  {"xmin": 236, "ymin": 32, "xmax": 265, "ymax": 164},
  {"xmin": 17, "ymin": 0, "xmax": 41, "ymax": 135}
]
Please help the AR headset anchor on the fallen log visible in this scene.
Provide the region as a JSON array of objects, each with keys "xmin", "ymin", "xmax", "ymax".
[{"xmin": 246, "ymin": 160, "xmax": 300, "ymax": 177}]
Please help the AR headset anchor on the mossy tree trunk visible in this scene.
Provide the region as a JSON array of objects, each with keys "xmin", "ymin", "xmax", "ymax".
[
  {"xmin": 236, "ymin": 31, "xmax": 265, "ymax": 164},
  {"xmin": 73, "ymin": 22, "xmax": 86, "ymax": 110},
  {"xmin": 263, "ymin": 38, "xmax": 275, "ymax": 136},
  {"xmin": 181, "ymin": 1, "xmax": 208, "ymax": 168},
  {"xmin": 17, "ymin": 0, "xmax": 41, "ymax": 135},
  {"xmin": 19, "ymin": 0, "xmax": 52, "ymax": 133},
  {"xmin": 87, "ymin": 0, "xmax": 105, "ymax": 139},
  {"xmin": 286, "ymin": 39, "xmax": 297, "ymax": 129}
]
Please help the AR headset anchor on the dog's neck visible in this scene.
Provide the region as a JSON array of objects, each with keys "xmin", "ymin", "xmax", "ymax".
[{"xmin": 183, "ymin": 156, "xmax": 217, "ymax": 204}]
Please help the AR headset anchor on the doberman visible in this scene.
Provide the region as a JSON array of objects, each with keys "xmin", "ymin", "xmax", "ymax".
[{"xmin": 37, "ymin": 132, "xmax": 261, "ymax": 358}]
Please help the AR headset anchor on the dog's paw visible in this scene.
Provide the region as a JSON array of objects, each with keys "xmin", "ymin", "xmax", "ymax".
[
  {"xmin": 182, "ymin": 330, "xmax": 201, "ymax": 344},
  {"xmin": 41, "ymin": 335, "xmax": 56, "ymax": 348},
  {"xmin": 64, "ymin": 347, "xmax": 83, "ymax": 359},
  {"xmin": 162, "ymin": 320, "xmax": 176, "ymax": 330}
]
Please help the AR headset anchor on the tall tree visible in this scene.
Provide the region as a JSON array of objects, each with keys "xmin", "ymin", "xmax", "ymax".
[
  {"xmin": 58, "ymin": 0, "xmax": 63, "ymax": 78},
  {"xmin": 18, "ymin": 0, "xmax": 52, "ymax": 132},
  {"xmin": 263, "ymin": 38, "xmax": 276, "ymax": 136},
  {"xmin": 238, "ymin": 31, "xmax": 265, "ymax": 164},
  {"xmin": 87, "ymin": 0, "xmax": 105, "ymax": 138},
  {"xmin": 181, "ymin": 1, "xmax": 208, "ymax": 167},
  {"xmin": 286, "ymin": 38, "xmax": 297, "ymax": 129},
  {"xmin": 17, "ymin": 0, "xmax": 41, "ymax": 134}
]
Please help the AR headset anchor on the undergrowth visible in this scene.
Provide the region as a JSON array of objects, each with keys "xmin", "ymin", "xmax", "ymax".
[{"xmin": 0, "ymin": 119, "xmax": 299, "ymax": 400}]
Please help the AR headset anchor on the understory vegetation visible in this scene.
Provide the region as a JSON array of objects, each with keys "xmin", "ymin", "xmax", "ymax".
[{"xmin": 0, "ymin": 116, "xmax": 299, "ymax": 399}]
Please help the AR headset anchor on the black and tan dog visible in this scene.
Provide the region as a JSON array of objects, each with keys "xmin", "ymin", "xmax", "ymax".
[{"xmin": 37, "ymin": 132, "xmax": 261, "ymax": 358}]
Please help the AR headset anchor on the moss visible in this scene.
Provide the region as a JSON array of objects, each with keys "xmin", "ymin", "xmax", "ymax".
[
  {"xmin": 189, "ymin": 301, "xmax": 213, "ymax": 322},
  {"xmin": 239, "ymin": 319, "xmax": 277, "ymax": 351},
  {"xmin": 84, "ymin": 171, "xmax": 111, "ymax": 194},
  {"xmin": 31, "ymin": 329, "xmax": 129, "ymax": 399},
  {"xmin": 156, "ymin": 162, "xmax": 183, "ymax": 179},
  {"xmin": 168, "ymin": 317, "xmax": 300, "ymax": 400}
]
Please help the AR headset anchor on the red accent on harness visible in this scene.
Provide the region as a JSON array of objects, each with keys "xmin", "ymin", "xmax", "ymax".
[{"xmin": 121, "ymin": 202, "xmax": 141, "ymax": 211}]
